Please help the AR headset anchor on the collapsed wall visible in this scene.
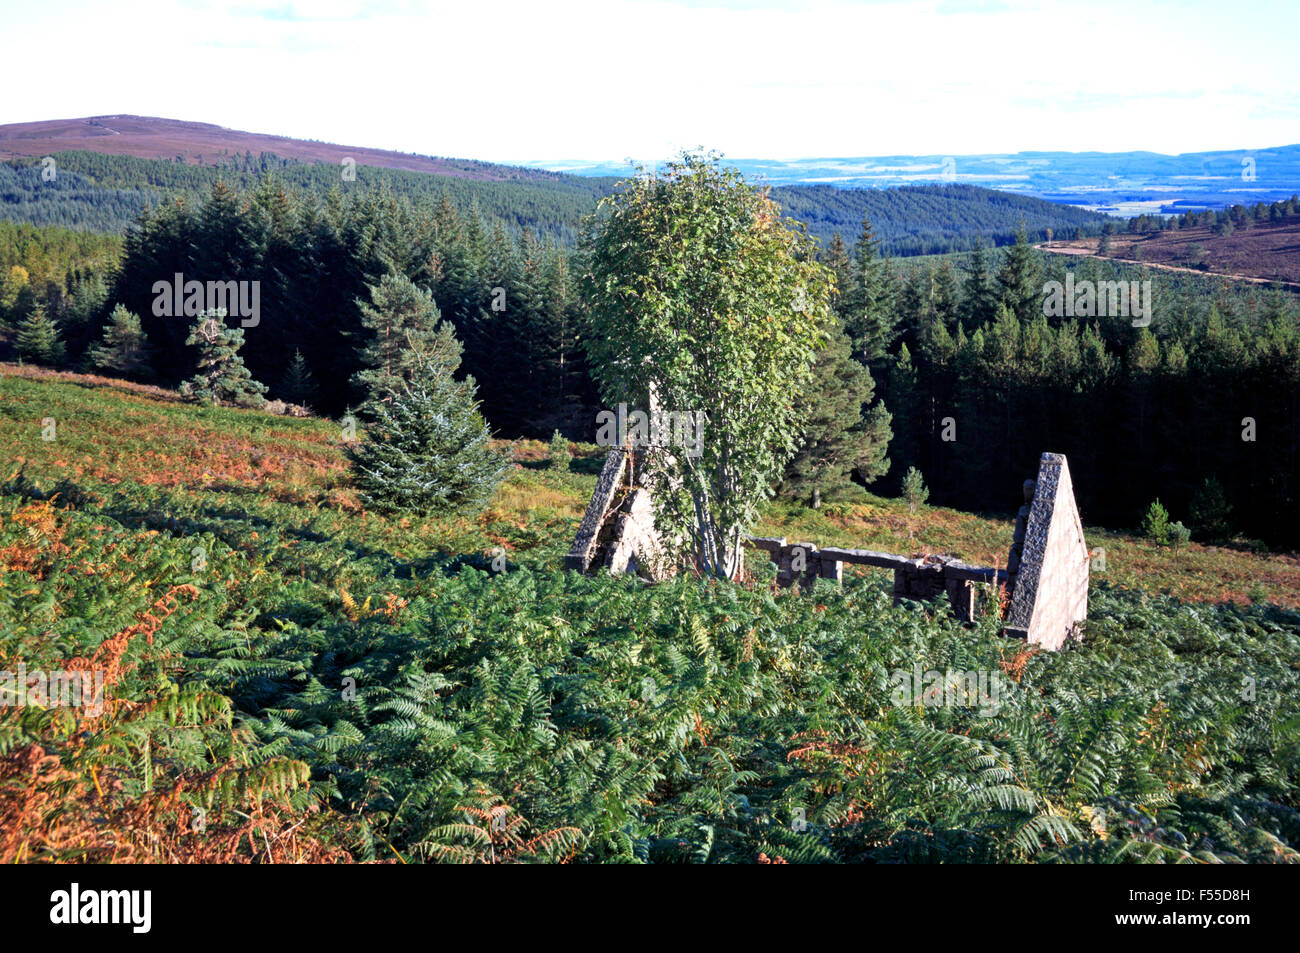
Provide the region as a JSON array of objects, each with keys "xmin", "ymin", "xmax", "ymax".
[
  {"xmin": 564, "ymin": 449, "xmax": 1090, "ymax": 650},
  {"xmin": 562, "ymin": 448, "xmax": 673, "ymax": 580}
]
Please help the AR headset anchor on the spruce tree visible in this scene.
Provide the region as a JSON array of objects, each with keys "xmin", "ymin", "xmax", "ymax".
[
  {"xmin": 528, "ymin": 244, "xmax": 583, "ymax": 436},
  {"xmin": 90, "ymin": 304, "xmax": 151, "ymax": 376},
  {"xmin": 16, "ymin": 306, "xmax": 66, "ymax": 366},
  {"xmin": 961, "ymin": 239, "xmax": 998, "ymax": 327},
  {"xmin": 822, "ymin": 233, "xmax": 854, "ymax": 308},
  {"xmin": 931, "ymin": 262, "xmax": 960, "ymax": 329},
  {"xmin": 463, "ymin": 223, "xmax": 527, "ymax": 432},
  {"xmin": 346, "ymin": 346, "xmax": 511, "ymax": 516},
  {"xmin": 997, "ymin": 226, "xmax": 1042, "ymax": 323},
  {"xmin": 780, "ymin": 322, "xmax": 892, "ymax": 506},
  {"xmin": 280, "ymin": 349, "xmax": 319, "ymax": 407},
  {"xmin": 66, "ymin": 272, "xmax": 109, "ymax": 333},
  {"xmin": 1189, "ymin": 476, "xmax": 1232, "ymax": 542},
  {"xmin": 841, "ymin": 215, "xmax": 896, "ymax": 364},
  {"xmin": 885, "ymin": 343, "xmax": 920, "ymax": 484},
  {"xmin": 182, "ymin": 310, "xmax": 267, "ymax": 408}
]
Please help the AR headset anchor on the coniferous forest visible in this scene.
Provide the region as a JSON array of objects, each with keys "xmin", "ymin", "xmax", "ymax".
[{"xmin": 3, "ymin": 176, "xmax": 1296, "ymax": 545}]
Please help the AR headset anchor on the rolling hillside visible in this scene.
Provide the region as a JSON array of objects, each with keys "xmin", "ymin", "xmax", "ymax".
[
  {"xmin": 3, "ymin": 363, "xmax": 1296, "ymax": 607},
  {"xmin": 1045, "ymin": 218, "xmax": 1300, "ymax": 286},
  {"xmin": 3, "ymin": 365, "xmax": 1299, "ymax": 864},
  {"xmin": 0, "ymin": 115, "xmax": 569, "ymax": 183},
  {"xmin": 0, "ymin": 116, "xmax": 1110, "ymax": 251}
]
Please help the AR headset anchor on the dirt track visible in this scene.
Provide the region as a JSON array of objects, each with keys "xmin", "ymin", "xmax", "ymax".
[{"xmin": 1036, "ymin": 241, "xmax": 1300, "ymax": 291}]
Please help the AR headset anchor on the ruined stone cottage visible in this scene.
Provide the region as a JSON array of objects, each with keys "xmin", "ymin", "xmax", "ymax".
[{"xmin": 565, "ymin": 450, "xmax": 1090, "ymax": 650}]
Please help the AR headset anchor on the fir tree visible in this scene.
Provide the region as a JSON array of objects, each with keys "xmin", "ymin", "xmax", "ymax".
[
  {"xmin": 90, "ymin": 304, "xmax": 151, "ymax": 376},
  {"xmin": 780, "ymin": 322, "xmax": 892, "ymax": 507},
  {"xmin": 15, "ymin": 305, "xmax": 65, "ymax": 365},
  {"xmin": 182, "ymin": 310, "xmax": 267, "ymax": 408},
  {"xmin": 346, "ymin": 346, "xmax": 511, "ymax": 516}
]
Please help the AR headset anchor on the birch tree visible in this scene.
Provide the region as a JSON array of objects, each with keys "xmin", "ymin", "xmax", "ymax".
[{"xmin": 581, "ymin": 153, "xmax": 833, "ymax": 580}]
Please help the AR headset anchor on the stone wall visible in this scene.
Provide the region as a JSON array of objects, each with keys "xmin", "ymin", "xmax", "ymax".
[
  {"xmin": 565, "ymin": 448, "xmax": 1090, "ymax": 651},
  {"xmin": 563, "ymin": 448, "xmax": 675, "ymax": 581}
]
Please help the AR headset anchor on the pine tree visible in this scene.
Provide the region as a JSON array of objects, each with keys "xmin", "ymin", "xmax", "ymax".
[
  {"xmin": 780, "ymin": 322, "xmax": 892, "ymax": 506},
  {"xmin": 182, "ymin": 310, "xmax": 267, "ymax": 408},
  {"xmin": 279, "ymin": 349, "xmax": 319, "ymax": 407},
  {"xmin": 548, "ymin": 429, "xmax": 571, "ymax": 471},
  {"xmin": 15, "ymin": 305, "xmax": 65, "ymax": 365},
  {"xmin": 902, "ymin": 466, "xmax": 928, "ymax": 514},
  {"xmin": 345, "ymin": 346, "xmax": 511, "ymax": 515},
  {"xmin": 1140, "ymin": 499, "xmax": 1171, "ymax": 544},
  {"xmin": 352, "ymin": 273, "xmax": 451, "ymax": 402},
  {"xmin": 89, "ymin": 304, "xmax": 151, "ymax": 376}
]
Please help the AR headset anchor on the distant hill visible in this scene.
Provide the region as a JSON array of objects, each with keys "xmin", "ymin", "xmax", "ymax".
[
  {"xmin": 771, "ymin": 183, "xmax": 1107, "ymax": 255},
  {"xmin": 0, "ymin": 115, "xmax": 573, "ymax": 184},
  {"xmin": 0, "ymin": 115, "xmax": 1110, "ymax": 252},
  {"xmin": 0, "ymin": 147, "xmax": 614, "ymax": 244}
]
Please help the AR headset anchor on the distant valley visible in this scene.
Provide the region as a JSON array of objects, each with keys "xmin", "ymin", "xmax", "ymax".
[{"xmin": 522, "ymin": 146, "xmax": 1300, "ymax": 216}]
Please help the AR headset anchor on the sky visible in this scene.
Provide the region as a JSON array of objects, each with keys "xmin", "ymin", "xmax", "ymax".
[{"xmin": 2, "ymin": 0, "xmax": 1298, "ymax": 163}]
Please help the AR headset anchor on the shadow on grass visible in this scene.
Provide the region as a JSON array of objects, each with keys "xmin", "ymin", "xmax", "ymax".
[{"xmin": 5, "ymin": 470, "xmax": 552, "ymax": 587}]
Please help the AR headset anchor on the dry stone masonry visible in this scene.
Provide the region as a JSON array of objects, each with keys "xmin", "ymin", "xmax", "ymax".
[
  {"xmin": 747, "ymin": 538, "xmax": 996, "ymax": 623},
  {"xmin": 563, "ymin": 447, "xmax": 673, "ymax": 580},
  {"xmin": 565, "ymin": 449, "xmax": 1090, "ymax": 650}
]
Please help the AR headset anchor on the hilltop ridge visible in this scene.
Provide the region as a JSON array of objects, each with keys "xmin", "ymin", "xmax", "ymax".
[{"xmin": 0, "ymin": 114, "xmax": 574, "ymax": 184}]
